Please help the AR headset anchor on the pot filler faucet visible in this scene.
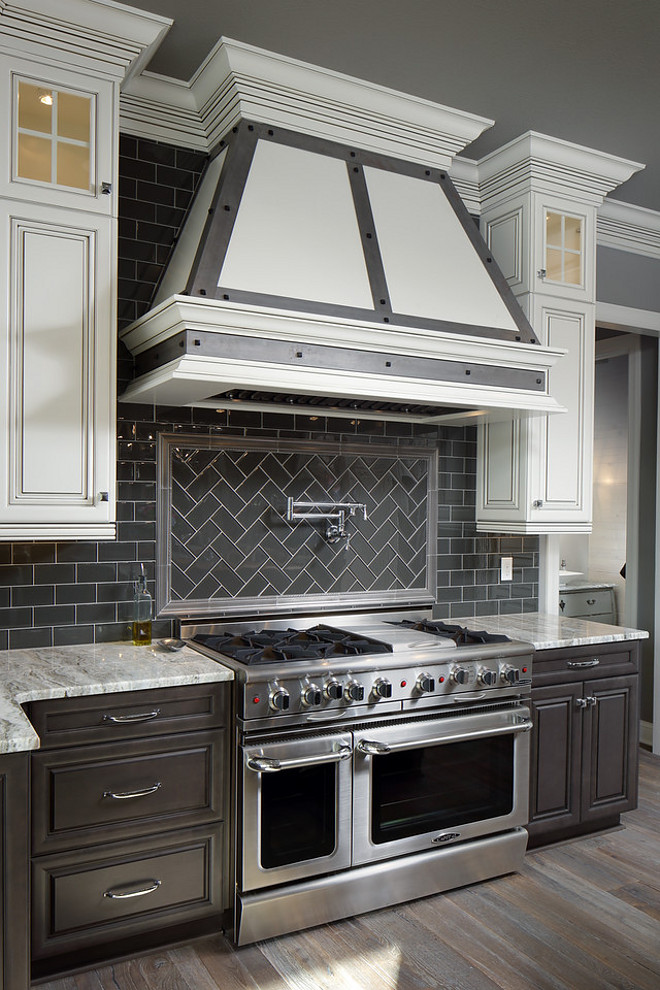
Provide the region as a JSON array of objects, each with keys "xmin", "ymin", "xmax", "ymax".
[{"xmin": 285, "ymin": 497, "xmax": 368, "ymax": 547}]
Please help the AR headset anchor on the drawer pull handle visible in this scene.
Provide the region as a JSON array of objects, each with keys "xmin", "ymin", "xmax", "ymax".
[
  {"xmin": 586, "ymin": 598, "xmax": 596, "ymax": 605},
  {"xmin": 567, "ymin": 659, "xmax": 600, "ymax": 668},
  {"xmin": 103, "ymin": 709, "xmax": 161, "ymax": 724},
  {"xmin": 103, "ymin": 783, "xmax": 162, "ymax": 800},
  {"xmin": 104, "ymin": 879, "xmax": 161, "ymax": 900}
]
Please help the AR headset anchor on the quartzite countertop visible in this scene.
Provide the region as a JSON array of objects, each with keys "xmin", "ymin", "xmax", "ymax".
[
  {"xmin": 0, "ymin": 641, "xmax": 234, "ymax": 754},
  {"xmin": 452, "ymin": 611, "xmax": 649, "ymax": 651}
]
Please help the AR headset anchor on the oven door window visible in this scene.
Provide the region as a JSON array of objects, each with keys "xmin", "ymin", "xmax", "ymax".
[
  {"xmin": 261, "ymin": 762, "xmax": 336, "ymax": 868},
  {"xmin": 372, "ymin": 734, "xmax": 514, "ymax": 844}
]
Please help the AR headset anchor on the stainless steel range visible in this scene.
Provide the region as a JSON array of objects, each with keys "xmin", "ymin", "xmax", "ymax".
[{"xmin": 183, "ymin": 610, "xmax": 533, "ymax": 945}]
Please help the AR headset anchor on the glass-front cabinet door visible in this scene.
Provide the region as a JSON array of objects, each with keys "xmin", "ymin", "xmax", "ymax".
[
  {"xmin": 0, "ymin": 54, "xmax": 115, "ymax": 214},
  {"xmin": 15, "ymin": 78, "xmax": 94, "ymax": 192}
]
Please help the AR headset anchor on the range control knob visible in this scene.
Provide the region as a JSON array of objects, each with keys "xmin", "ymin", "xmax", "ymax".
[
  {"xmin": 416, "ymin": 673, "xmax": 435, "ymax": 694},
  {"xmin": 479, "ymin": 667, "xmax": 497, "ymax": 687},
  {"xmin": 268, "ymin": 685, "xmax": 290, "ymax": 712},
  {"xmin": 373, "ymin": 677, "xmax": 393, "ymax": 699},
  {"xmin": 301, "ymin": 682, "xmax": 322, "ymax": 707},
  {"xmin": 344, "ymin": 679, "xmax": 365, "ymax": 702},
  {"xmin": 323, "ymin": 677, "xmax": 343, "ymax": 701},
  {"xmin": 500, "ymin": 665, "xmax": 521, "ymax": 685},
  {"xmin": 451, "ymin": 665, "xmax": 469, "ymax": 686}
]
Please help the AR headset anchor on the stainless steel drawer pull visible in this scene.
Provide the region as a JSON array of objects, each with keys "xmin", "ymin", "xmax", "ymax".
[
  {"xmin": 247, "ymin": 745, "xmax": 352, "ymax": 773},
  {"xmin": 586, "ymin": 599, "xmax": 596, "ymax": 605},
  {"xmin": 103, "ymin": 783, "xmax": 162, "ymax": 800},
  {"xmin": 104, "ymin": 879, "xmax": 161, "ymax": 900},
  {"xmin": 567, "ymin": 659, "xmax": 600, "ymax": 668},
  {"xmin": 103, "ymin": 709, "xmax": 161, "ymax": 724}
]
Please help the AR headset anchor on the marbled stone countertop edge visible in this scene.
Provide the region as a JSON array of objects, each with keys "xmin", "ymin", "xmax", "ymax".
[
  {"xmin": 452, "ymin": 611, "xmax": 649, "ymax": 651},
  {"xmin": 0, "ymin": 640, "xmax": 234, "ymax": 755}
]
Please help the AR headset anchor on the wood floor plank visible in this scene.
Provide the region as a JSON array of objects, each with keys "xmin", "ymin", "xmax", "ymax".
[{"xmin": 35, "ymin": 747, "xmax": 660, "ymax": 990}]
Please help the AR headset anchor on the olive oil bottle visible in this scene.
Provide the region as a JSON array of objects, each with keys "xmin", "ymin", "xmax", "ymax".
[{"xmin": 132, "ymin": 564, "xmax": 152, "ymax": 645}]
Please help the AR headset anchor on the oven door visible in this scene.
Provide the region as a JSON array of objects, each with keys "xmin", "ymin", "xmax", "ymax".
[
  {"xmin": 240, "ymin": 731, "xmax": 353, "ymax": 892},
  {"xmin": 352, "ymin": 704, "xmax": 532, "ymax": 866}
]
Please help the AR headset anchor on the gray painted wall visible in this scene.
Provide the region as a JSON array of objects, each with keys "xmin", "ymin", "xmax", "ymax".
[{"xmin": 597, "ymin": 246, "xmax": 660, "ymax": 313}]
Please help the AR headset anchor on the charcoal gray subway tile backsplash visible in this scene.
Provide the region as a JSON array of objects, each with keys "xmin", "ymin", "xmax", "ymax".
[{"xmin": 0, "ymin": 135, "xmax": 538, "ymax": 649}]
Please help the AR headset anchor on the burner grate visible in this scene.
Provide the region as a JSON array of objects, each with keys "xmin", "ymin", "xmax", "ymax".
[
  {"xmin": 193, "ymin": 624, "xmax": 393, "ymax": 665},
  {"xmin": 390, "ymin": 618, "xmax": 510, "ymax": 646}
]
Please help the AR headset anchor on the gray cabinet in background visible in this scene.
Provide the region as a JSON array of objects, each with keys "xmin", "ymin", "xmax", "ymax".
[{"xmin": 558, "ymin": 585, "xmax": 616, "ymax": 625}]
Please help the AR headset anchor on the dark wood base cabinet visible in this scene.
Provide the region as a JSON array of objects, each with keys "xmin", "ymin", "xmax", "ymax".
[
  {"xmin": 0, "ymin": 754, "xmax": 30, "ymax": 990},
  {"xmin": 25, "ymin": 683, "xmax": 230, "ymax": 982},
  {"xmin": 527, "ymin": 640, "xmax": 640, "ymax": 848}
]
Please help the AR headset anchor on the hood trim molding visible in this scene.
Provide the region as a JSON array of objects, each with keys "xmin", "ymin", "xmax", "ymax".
[{"xmin": 119, "ymin": 296, "xmax": 566, "ymax": 422}]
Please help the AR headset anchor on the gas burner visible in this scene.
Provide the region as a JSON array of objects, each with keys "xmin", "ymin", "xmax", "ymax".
[
  {"xmin": 390, "ymin": 618, "xmax": 511, "ymax": 646},
  {"xmin": 192, "ymin": 624, "xmax": 393, "ymax": 665}
]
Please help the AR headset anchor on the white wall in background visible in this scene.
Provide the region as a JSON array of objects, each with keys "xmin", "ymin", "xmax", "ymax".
[{"xmin": 589, "ymin": 354, "xmax": 628, "ymax": 618}]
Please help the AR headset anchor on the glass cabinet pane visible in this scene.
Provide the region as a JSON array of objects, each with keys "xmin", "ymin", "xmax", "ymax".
[
  {"xmin": 17, "ymin": 83, "xmax": 52, "ymax": 133},
  {"xmin": 57, "ymin": 142, "xmax": 90, "ymax": 190},
  {"xmin": 544, "ymin": 210, "xmax": 583, "ymax": 286},
  {"xmin": 545, "ymin": 211, "xmax": 563, "ymax": 248},
  {"xmin": 58, "ymin": 91, "xmax": 90, "ymax": 142},
  {"xmin": 17, "ymin": 134, "xmax": 51, "ymax": 183},
  {"xmin": 15, "ymin": 79, "xmax": 93, "ymax": 193},
  {"xmin": 564, "ymin": 215, "xmax": 582, "ymax": 252}
]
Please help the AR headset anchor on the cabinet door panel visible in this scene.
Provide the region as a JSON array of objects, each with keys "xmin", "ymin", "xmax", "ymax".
[
  {"xmin": 528, "ymin": 683, "xmax": 582, "ymax": 834},
  {"xmin": 0, "ymin": 201, "xmax": 115, "ymax": 537},
  {"xmin": 582, "ymin": 674, "xmax": 639, "ymax": 821}
]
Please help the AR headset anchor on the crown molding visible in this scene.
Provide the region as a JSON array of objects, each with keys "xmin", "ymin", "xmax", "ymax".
[
  {"xmin": 122, "ymin": 35, "xmax": 493, "ymax": 168},
  {"xmin": 478, "ymin": 131, "xmax": 644, "ymax": 207},
  {"xmin": 118, "ymin": 42, "xmax": 660, "ymax": 262},
  {"xmin": 597, "ymin": 199, "xmax": 660, "ymax": 259},
  {"xmin": 0, "ymin": 0, "xmax": 171, "ymax": 81},
  {"xmin": 448, "ymin": 156, "xmax": 481, "ymax": 215}
]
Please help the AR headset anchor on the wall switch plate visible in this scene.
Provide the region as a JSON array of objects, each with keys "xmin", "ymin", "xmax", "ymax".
[{"xmin": 500, "ymin": 556, "xmax": 513, "ymax": 581}]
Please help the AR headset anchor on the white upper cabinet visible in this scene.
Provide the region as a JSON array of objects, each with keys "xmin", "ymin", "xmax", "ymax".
[
  {"xmin": 0, "ymin": 0, "xmax": 170, "ymax": 539},
  {"xmin": 0, "ymin": 201, "xmax": 116, "ymax": 539},
  {"xmin": 475, "ymin": 133, "xmax": 641, "ymax": 534},
  {"xmin": 0, "ymin": 54, "xmax": 116, "ymax": 216}
]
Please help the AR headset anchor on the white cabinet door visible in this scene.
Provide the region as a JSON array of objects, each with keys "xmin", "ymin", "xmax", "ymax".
[
  {"xmin": 476, "ymin": 301, "xmax": 594, "ymax": 533},
  {"xmin": 0, "ymin": 201, "xmax": 115, "ymax": 538},
  {"xmin": 0, "ymin": 53, "xmax": 116, "ymax": 216}
]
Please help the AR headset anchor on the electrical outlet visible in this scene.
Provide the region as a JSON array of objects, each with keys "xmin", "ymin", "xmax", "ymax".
[{"xmin": 500, "ymin": 556, "xmax": 513, "ymax": 581}]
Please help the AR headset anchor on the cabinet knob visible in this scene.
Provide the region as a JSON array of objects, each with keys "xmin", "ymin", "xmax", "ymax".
[
  {"xmin": 532, "ymin": 499, "xmax": 543, "ymax": 508},
  {"xmin": 101, "ymin": 181, "xmax": 112, "ymax": 195},
  {"xmin": 98, "ymin": 491, "xmax": 109, "ymax": 502}
]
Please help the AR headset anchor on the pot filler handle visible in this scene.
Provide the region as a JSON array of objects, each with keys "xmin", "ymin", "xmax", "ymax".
[
  {"xmin": 246, "ymin": 744, "xmax": 353, "ymax": 773},
  {"xmin": 357, "ymin": 717, "xmax": 533, "ymax": 756}
]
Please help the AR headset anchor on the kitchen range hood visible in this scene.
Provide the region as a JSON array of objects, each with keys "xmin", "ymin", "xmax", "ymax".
[{"xmin": 119, "ymin": 39, "xmax": 565, "ymax": 423}]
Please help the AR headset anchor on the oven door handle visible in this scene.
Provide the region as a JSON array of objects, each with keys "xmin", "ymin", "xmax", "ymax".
[
  {"xmin": 357, "ymin": 717, "xmax": 533, "ymax": 755},
  {"xmin": 246, "ymin": 745, "xmax": 353, "ymax": 773}
]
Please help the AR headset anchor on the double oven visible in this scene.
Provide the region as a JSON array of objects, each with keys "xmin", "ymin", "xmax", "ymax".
[{"xmin": 185, "ymin": 612, "xmax": 533, "ymax": 944}]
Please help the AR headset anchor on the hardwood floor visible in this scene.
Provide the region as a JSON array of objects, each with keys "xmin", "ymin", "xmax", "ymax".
[{"xmin": 41, "ymin": 750, "xmax": 660, "ymax": 990}]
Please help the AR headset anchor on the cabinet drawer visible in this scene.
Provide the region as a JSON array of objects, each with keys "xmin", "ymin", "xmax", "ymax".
[
  {"xmin": 31, "ymin": 731, "xmax": 224, "ymax": 854},
  {"xmin": 533, "ymin": 642, "xmax": 639, "ymax": 685},
  {"xmin": 558, "ymin": 589, "xmax": 614, "ymax": 618},
  {"xmin": 31, "ymin": 824, "xmax": 223, "ymax": 961},
  {"xmin": 27, "ymin": 683, "xmax": 228, "ymax": 748}
]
